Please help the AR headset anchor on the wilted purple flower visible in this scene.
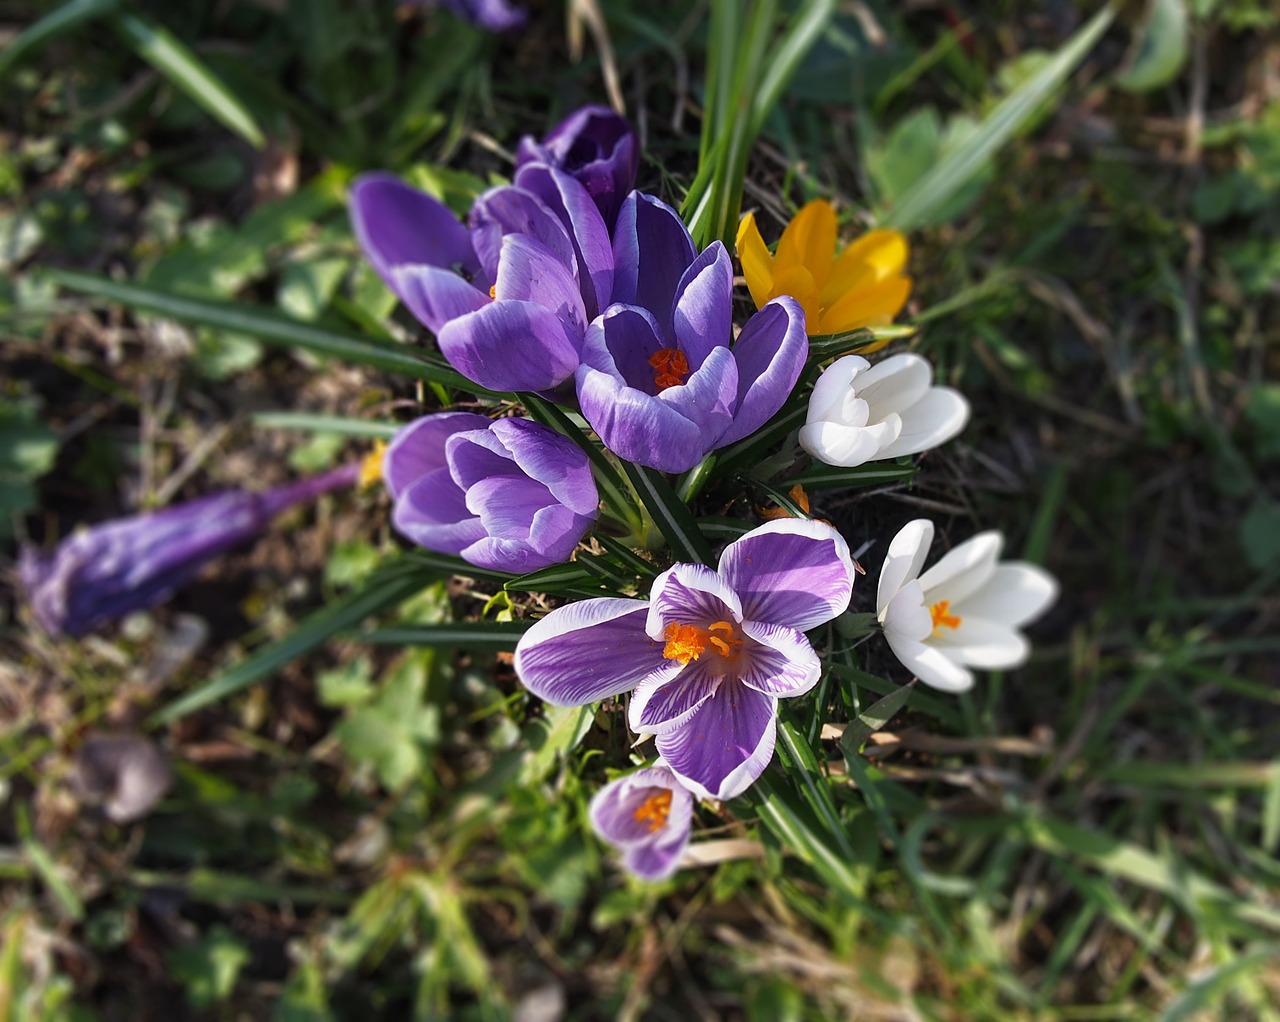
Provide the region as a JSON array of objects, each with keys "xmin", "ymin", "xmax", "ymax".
[
  {"xmin": 516, "ymin": 105, "xmax": 639, "ymax": 231},
  {"xmin": 386, "ymin": 412, "xmax": 598, "ymax": 573},
  {"xmin": 589, "ymin": 765, "xmax": 693, "ymax": 881},
  {"xmin": 515, "ymin": 520, "xmax": 855, "ymax": 800},
  {"xmin": 575, "ymin": 193, "xmax": 808, "ymax": 473},
  {"xmin": 20, "ymin": 465, "xmax": 359, "ymax": 638},
  {"xmin": 350, "ymin": 165, "xmax": 613, "ymax": 393},
  {"xmin": 73, "ymin": 732, "xmax": 173, "ymax": 823}
]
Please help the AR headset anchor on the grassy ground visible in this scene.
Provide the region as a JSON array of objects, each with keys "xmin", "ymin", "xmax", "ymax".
[{"xmin": 2, "ymin": 0, "xmax": 1279, "ymax": 1019}]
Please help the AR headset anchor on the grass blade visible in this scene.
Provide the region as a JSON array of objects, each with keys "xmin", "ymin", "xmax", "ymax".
[
  {"xmin": 0, "ymin": 0, "xmax": 118, "ymax": 79},
  {"xmin": 357, "ymin": 622, "xmax": 530, "ymax": 649},
  {"xmin": 840, "ymin": 682, "xmax": 915, "ymax": 757},
  {"xmin": 618, "ymin": 461, "xmax": 715, "ymax": 565},
  {"xmin": 253, "ymin": 412, "xmax": 400, "ymax": 439}
]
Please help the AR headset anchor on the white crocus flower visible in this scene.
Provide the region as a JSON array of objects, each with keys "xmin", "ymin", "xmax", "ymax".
[
  {"xmin": 876, "ymin": 519, "xmax": 1058, "ymax": 692},
  {"xmin": 798, "ymin": 354, "xmax": 970, "ymax": 468}
]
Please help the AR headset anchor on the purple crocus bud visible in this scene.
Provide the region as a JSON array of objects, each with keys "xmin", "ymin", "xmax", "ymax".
[
  {"xmin": 514, "ymin": 520, "xmax": 855, "ymax": 800},
  {"xmin": 350, "ymin": 167, "xmax": 614, "ymax": 393},
  {"xmin": 589, "ymin": 765, "xmax": 693, "ymax": 881},
  {"xmin": 574, "ymin": 192, "xmax": 809, "ymax": 473},
  {"xmin": 435, "ymin": 0, "xmax": 526, "ymax": 32},
  {"xmin": 20, "ymin": 464, "xmax": 360, "ymax": 638},
  {"xmin": 516, "ymin": 105, "xmax": 639, "ymax": 231},
  {"xmin": 385, "ymin": 413, "xmax": 598, "ymax": 574}
]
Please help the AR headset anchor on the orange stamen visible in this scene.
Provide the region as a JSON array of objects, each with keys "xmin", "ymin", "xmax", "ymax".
[
  {"xmin": 633, "ymin": 790, "xmax": 673, "ymax": 833},
  {"xmin": 662, "ymin": 620, "xmax": 743, "ymax": 665},
  {"xmin": 488, "ymin": 284, "xmax": 497, "ymax": 299},
  {"xmin": 930, "ymin": 600, "xmax": 962, "ymax": 634},
  {"xmin": 649, "ymin": 348, "xmax": 690, "ymax": 391}
]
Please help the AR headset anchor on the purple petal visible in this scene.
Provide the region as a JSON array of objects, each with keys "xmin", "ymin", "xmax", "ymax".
[
  {"xmin": 656, "ymin": 682, "xmax": 777, "ymax": 801},
  {"xmin": 444, "ymin": 428, "xmax": 521, "ymax": 490},
  {"xmin": 488, "ymin": 418, "xmax": 599, "ymax": 517},
  {"xmin": 580, "ymin": 304, "xmax": 664, "ymax": 394},
  {"xmin": 469, "ymin": 185, "xmax": 576, "ymax": 284},
  {"xmin": 589, "ymin": 766, "xmax": 693, "ymax": 845},
  {"xmin": 575, "ymin": 364, "xmax": 711, "ymax": 474},
  {"xmin": 387, "ymin": 264, "xmax": 489, "ymax": 334},
  {"xmin": 436, "ymin": 0, "xmax": 527, "ymax": 31},
  {"xmin": 458, "ymin": 512, "xmax": 589, "ymax": 573},
  {"xmin": 622, "ymin": 835, "xmax": 688, "ymax": 881},
  {"xmin": 611, "ymin": 192, "xmax": 697, "ymax": 336},
  {"xmin": 517, "ymin": 106, "xmax": 639, "ymax": 229},
  {"xmin": 653, "ymin": 345, "xmax": 738, "ymax": 444},
  {"xmin": 463, "ymin": 474, "xmax": 547, "ymax": 534},
  {"xmin": 671, "ymin": 242, "xmax": 733, "ymax": 369},
  {"xmin": 437, "ymin": 300, "xmax": 581, "ymax": 392},
  {"xmin": 629, "ymin": 661, "xmax": 722, "ymax": 734},
  {"xmin": 514, "ymin": 598, "xmax": 677, "ymax": 705},
  {"xmin": 350, "ymin": 173, "xmax": 480, "ymax": 287},
  {"xmin": 384, "ymin": 413, "xmax": 493, "ymax": 500},
  {"xmin": 737, "ymin": 620, "xmax": 821, "ymax": 697},
  {"xmin": 493, "ymin": 234, "xmax": 587, "ymax": 335},
  {"xmin": 645, "ymin": 563, "xmax": 743, "ymax": 637},
  {"xmin": 718, "ymin": 519, "xmax": 855, "ymax": 631},
  {"xmin": 515, "ymin": 164, "xmax": 614, "ymax": 320},
  {"xmin": 715, "ymin": 296, "xmax": 808, "ymax": 447},
  {"xmin": 393, "ymin": 469, "xmax": 486, "ymax": 554}
]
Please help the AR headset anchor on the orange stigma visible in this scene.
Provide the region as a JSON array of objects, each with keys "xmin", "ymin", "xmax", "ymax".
[
  {"xmin": 930, "ymin": 600, "xmax": 962, "ymax": 634},
  {"xmin": 661, "ymin": 620, "xmax": 743, "ymax": 665},
  {"xmin": 488, "ymin": 284, "xmax": 497, "ymax": 299},
  {"xmin": 633, "ymin": 790, "xmax": 673, "ymax": 833},
  {"xmin": 649, "ymin": 348, "xmax": 690, "ymax": 391}
]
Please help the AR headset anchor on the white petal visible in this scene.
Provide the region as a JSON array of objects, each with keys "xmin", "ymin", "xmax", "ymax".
[
  {"xmin": 798, "ymin": 420, "xmax": 893, "ymax": 468},
  {"xmin": 956, "ymin": 563, "xmax": 1058, "ymax": 628},
  {"xmin": 855, "ymin": 353, "xmax": 931, "ymax": 419},
  {"xmin": 917, "ymin": 531, "xmax": 1003, "ymax": 605},
  {"xmin": 875, "ymin": 386, "xmax": 970, "ymax": 458},
  {"xmin": 929, "ymin": 615, "xmax": 1030, "ymax": 669},
  {"xmin": 876, "ymin": 519, "xmax": 934, "ymax": 615},
  {"xmin": 883, "ymin": 633, "xmax": 974, "ymax": 692},
  {"xmin": 806, "ymin": 355, "xmax": 869, "ymax": 424},
  {"xmin": 880, "ymin": 580, "xmax": 932, "ymax": 643}
]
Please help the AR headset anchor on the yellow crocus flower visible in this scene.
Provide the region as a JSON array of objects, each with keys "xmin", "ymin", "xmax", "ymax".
[{"xmin": 736, "ymin": 199, "xmax": 912, "ymax": 344}]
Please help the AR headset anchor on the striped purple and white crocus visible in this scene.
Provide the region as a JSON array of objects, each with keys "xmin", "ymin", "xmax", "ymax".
[
  {"xmin": 589, "ymin": 765, "xmax": 693, "ymax": 881},
  {"xmin": 515, "ymin": 520, "xmax": 855, "ymax": 801}
]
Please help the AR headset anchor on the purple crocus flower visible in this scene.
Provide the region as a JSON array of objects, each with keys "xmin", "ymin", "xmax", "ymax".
[
  {"xmin": 386, "ymin": 412, "xmax": 598, "ymax": 574},
  {"xmin": 516, "ymin": 105, "xmax": 639, "ymax": 231},
  {"xmin": 349, "ymin": 164, "xmax": 613, "ymax": 393},
  {"xmin": 20, "ymin": 464, "xmax": 359, "ymax": 638},
  {"xmin": 589, "ymin": 765, "xmax": 693, "ymax": 881},
  {"xmin": 575, "ymin": 193, "xmax": 809, "ymax": 473},
  {"xmin": 514, "ymin": 520, "xmax": 855, "ymax": 800},
  {"xmin": 435, "ymin": 0, "xmax": 526, "ymax": 32}
]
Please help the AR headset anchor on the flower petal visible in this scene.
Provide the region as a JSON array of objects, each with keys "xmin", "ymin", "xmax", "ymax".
[
  {"xmin": 611, "ymin": 192, "xmax": 696, "ymax": 325},
  {"xmin": 393, "ymin": 470, "xmax": 487, "ymax": 554},
  {"xmin": 917, "ymin": 531, "xmax": 1003, "ymax": 606},
  {"xmin": 646, "ymin": 562, "xmax": 743, "ymax": 637},
  {"xmin": 874, "ymin": 386, "xmax": 970, "ymax": 458},
  {"xmin": 469, "ymin": 184, "xmax": 577, "ymax": 283},
  {"xmin": 437, "ymin": 300, "xmax": 581, "ymax": 392},
  {"xmin": 514, "ymin": 598, "xmax": 672, "ymax": 705},
  {"xmin": 488, "ymin": 418, "xmax": 599, "ymax": 517},
  {"xmin": 955, "ymin": 563, "xmax": 1058, "ymax": 628},
  {"xmin": 738, "ymin": 620, "xmax": 821, "ymax": 697},
  {"xmin": 384, "ymin": 413, "xmax": 492, "ymax": 501},
  {"xmin": 493, "ymin": 233, "xmax": 588, "ymax": 335},
  {"xmin": 715, "ymin": 296, "xmax": 808, "ymax": 447},
  {"xmin": 820, "ymin": 229, "xmax": 909, "ymax": 306},
  {"xmin": 876, "ymin": 519, "xmax": 934, "ymax": 616},
  {"xmin": 590, "ymin": 767, "xmax": 692, "ymax": 845},
  {"xmin": 387, "ymin": 264, "xmax": 489, "ymax": 334},
  {"xmin": 718, "ymin": 519, "xmax": 854, "ymax": 631},
  {"xmin": 654, "ymin": 345, "xmax": 738, "ymax": 443},
  {"xmin": 623, "ymin": 836, "xmax": 689, "ymax": 881},
  {"xmin": 880, "ymin": 579, "xmax": 934, "ymax": 644},
  {"xmin": 853, "ymin": 354, "xmax": 932, "ymax": 420},
  {"xmin": 774, "ymin": 199, "xmax": 836, "ymax": 288},
  {"xmin": 630, "ymin": 661, "xmax": 722, "ymax": 734},
  {"xmin": 882, "ymin": 633, "xmax": 975, "ymax": 692},
  {"xmin": 350, "ymin": 173, "xmax": 479, "ymax": 284},
  {"xmin": 797, "ymin": 416, "xmax": 898, "ymax": 468},
  {"xmin": 671, "ymin": 242, "xmax": 734, "ymax": 368},
  {"xmin": 735, "ymin": 212, "xmax": 775, "ymax": 310},
  {"xmin": 928, "ymin": 614, "xmax": 1030, "ymax": 670},
  {"xmin": 817, "ymin": 277, "xmax": 912, "ymax": 334},
  {"xmin": 806, "ymin": 355, "xmax": 870, "ymax": 425},
  {"xmin": 656, "ymin": 683, "xmax": 777, "ymax": 801}
]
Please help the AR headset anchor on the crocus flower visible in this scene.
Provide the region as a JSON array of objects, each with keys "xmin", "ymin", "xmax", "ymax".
[
  {"xmin": 876, "ymin": 519, "xmax": 1058, "ymax": 692},
  {"xmin": 575, "ymin": 193, "xmax": 808, "ymax": 473},
  {"xmin": 737, "ymin": 199, "xmax": 911, "ymax": 342},
  {"xmin": 516, "ymin": 105, "xmax": 639, "ymax": 231},
  {"xmin": 386, "ymin": 412, "xmax": 598, "ymax": 574},
  {"xmin": 799, "ymin": 353, "xmax": 969, "ymax": 468},
  {"xmin": 414, "ymin": 0, "xmax": 526, "ymax": 32},
  {"xmin": 589, "ymin": 765, "xmax": 693, "ymax": 881},
  {"xmin": 350, "ymin": 163, "xmax": 612, "ymax": 393},
  {"xmin": 20, "ymin": 464, "xmax": 359, "ymax": 638},
  {"xmin": 515, "ymin": 520, "xmax": 855, "ymax": 800}
]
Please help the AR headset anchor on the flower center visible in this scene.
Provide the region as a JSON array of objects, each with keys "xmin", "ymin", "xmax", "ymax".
[
  {"xmin": 358, "ymin": 441, "xmax": 387, "ymax": 488},
  {"xmin": 633, "ymin": 789, "xmax": 673, "ymax": 833},
  {"xmin": 649, "ymin": 348, "xmax": 690, "ymax": 391},
  {"xmin": 489, "ymin": 284, "xmax": 497, "ymax": 300},
  {"xmin": 930, "ymin": 600, "xmax": 962, "ymax": 634},
  {"xmin": 661, "ymin": 620, "xmax": 743, "ymax": 665}
]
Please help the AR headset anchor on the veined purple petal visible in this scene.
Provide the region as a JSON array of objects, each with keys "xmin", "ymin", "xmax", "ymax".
[
  {"xmin": 438, "ymin": 300, "xmax": 581, "ymax": 392},
  {"xmin": 629, "ymin": 661, "xmax": 722, "ymax": 734},
  {"xmin": 460, "ymin": 518, "xmax": 584, "ymax": 573},
  {"xmin": 611, "ymin": 192, "xmax": 697, "ymax": 335},
  {"xmin": 590, "ymin": 766, "xmax": 693, "ymax": 845},
  {"xmin": 463, "ymin": 474, "xmax": 546, "ymax": 535},
  {"xmin": 514, "ymin": 164, "xmax": 614, "ymax": 320},
  {"xmin": 444, "ymin": 428, "xmax": 521, "ymax": 490},
  {"xmin": 580, "ymin": 305, "xmax": 665, "ymax": 396},
  {"xmin": 393, "ymin": 469, "xmax": 486, "ymax": 554},
  {"xmin": 718, "ymin": 519, "xmax": 854, "ymax": 631},
  {"xmin": 514, "ymin": 598, "xmax": 676, "ymax": 705},
  {"xmin": 469, "ymin": 185, "xmax": 577, "ymax": 284},
  {"xmin": 737, "ymin": 620, "xmax": 821, "ymax": 697},
  {"xmin": 387, "ymin": 264, "xmax": 489, "ymax": 334},
  {"xmin": 493, "ymin": 234, "xmax": 587, "ymax": 335},
  {"xmin": 488, "ymin": 418, "xmax": 599, "ymax": 517},
  {"xmin": 575, "ymin": 363, "xmax": 712, "ymax": 473},
  {"xmin": 671, "ymin": 242, "xmax": 733, "ymax": 369},
  {"xmin": 715, "ymin": 296, "xmax": 808, "ymax": 447},
  {"xmin": 623, "ymin": 837, "xmax": 688, "ymax": 881},
  {"xmin": 654, "ymin": 345, "xmax": 738, "ymax": 444},
  {"xmin": 350, "ymin": 173, "xmax": 480, "ymax": 288},
  {"xmin": 645, "ymin": 562, "xmax": 743, "ymax": 638},
  {"xmin": 384, "ymin": 412, "xmax": 492, "ymax": 501},
  {"xmin": 656, "ymin": 682, "xmax": 777, "ymax": 801}
]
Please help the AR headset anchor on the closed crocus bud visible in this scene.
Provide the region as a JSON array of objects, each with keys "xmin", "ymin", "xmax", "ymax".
[
  {"xmin": 19, "ymin": 464, "xmax": 360, "ymax": 638},
  {"xmin": 386, "ymin": 413, "xmax": 598, "ymax": 574},
  {"xmin": 516, "ymin": 105, "xmax": 639, "ymax": 230},
  {"xmin": 418, "ymin": 0, "xmax": 526, "ymax": 32},
  {"xmin": 799, "ymin": 353, "xmax": 970, "ymax": 469},
  {"xmin": 589, "ymin": 765, "xmax": 694, "ymax": 881}
]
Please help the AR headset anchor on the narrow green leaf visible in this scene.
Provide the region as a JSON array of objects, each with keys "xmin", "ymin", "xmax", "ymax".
[
  {"xmin": 151, "ymin": 555, "xmax": 434, "ymax": 725},
  {"xmin": 253, "ymin": 412, "xmax": 400, "ymax": 439},
  {"xmin": 882, "ymin": 5, "xmax": 1115, "ymax": 231},
  {"xmin": 1264, "ymin": 763, "xmax": 1280, "ymax": 854},
  {"xmin": 400, "ymin": 550, "xmax": 513, "ymax": 584},
  {"xmin": 776, "ymin": 718, "xmax": 856, "ymax": 862},
  {"xmin": 0, "ymin": 0, "xmax": 118, "ymax": 79},
  {"xmin": 505, "ymin": 562, "xmax": 598, "ymax": 594},
  {"xmin": 17, "ymin": 805, "xmax": 84, "ymax": 921},
  {"xmin": 751, "ymin": 773, "xmax": 866, "ymax": 901},
  {"xmin": 114, "ymin": 13, "xmax": 266, "ymax": 148},
  {"xmin": 827, "ymin": 663, "xmax": 963, "ymax": 729},
  {"xmin": 358, "ymin": 621, "xmax": 529, "ymax": 650},
  {"xmin": 46, "ymin": 269, "xmax": 491, "ymax": 394},
  {"xmin": 807, "ymin": 324, "xmax": 918, "ymax": 361},
  {"xmin": 1160, "ymin": 945, "xmax": 1280, "ymax": 1022},
  {"xmin": 132, "ymin": 868, "xmax": 350, "ymax": 907},
  {"xmin": 1115, "ymin": 0, "xmax": 1189, "ymax": 93},
  {"xmin": 714, "ymin": 405, "xmax": 806, "ymax": 478},
  {"xmin": 839, "ymin": 682, "xmax": 915, "ymax": 757},
  {"xmin": 593, "ymin": 533, "xmax": 660, "ymax": 582},
  {"xmin": 619, "ymin": 461, "xmax": 715, "ymax": 565},
  {"xmin": 786, "ymin": 462, "xmax": 918, "ymax": 492}
]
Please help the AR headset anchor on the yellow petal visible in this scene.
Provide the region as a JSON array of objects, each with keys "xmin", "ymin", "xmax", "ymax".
[
  {"xmin": 774, "ymin": 200, "xmax": 836, "ymax": 286},
  {"xmin": 736, "ymin": 212, "xmax": 776, "ymax": 311},
  {"xmin": 771, "ymin": 263, "xmax": 821, "ymax": 334},
  {"xmin": 820, "ymin": 229, "xmax": 910, "ymax": 308},
  {"xmin": 817, "ymin": 276, "xmax": 912, "ymax": 335}
]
